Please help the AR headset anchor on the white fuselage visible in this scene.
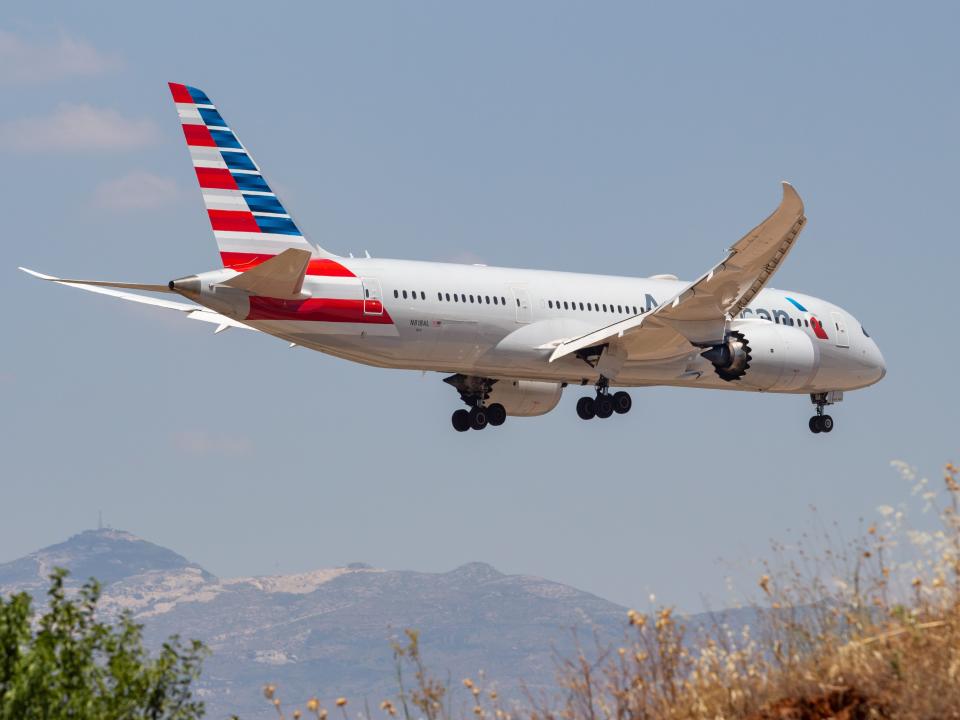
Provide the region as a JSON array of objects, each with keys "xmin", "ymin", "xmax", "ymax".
[{"xmin": 186, "ymin": 257, "xmax": 886, "ymax": 394}]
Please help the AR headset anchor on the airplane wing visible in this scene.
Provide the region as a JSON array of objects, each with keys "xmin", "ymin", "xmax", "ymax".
[
  {"xmin": 550, "ymin": 182, "xmax": 806, "ymax": 363},
  {"xmin": 18, "ymin": 267, "xmax": 256, "ymax": 333}
]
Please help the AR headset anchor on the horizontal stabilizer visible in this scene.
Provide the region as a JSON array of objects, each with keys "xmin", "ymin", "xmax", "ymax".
[
  {"xmin": 18, "ymin": 267, "xmax": 174, "ymax": 294},
  {"xmin": 219, "ymin": 247, "xmax": 311, "ymax": 298},
  {"xmin": 18, "ymin": 267, "xmax": 256, "ymax": 332}
]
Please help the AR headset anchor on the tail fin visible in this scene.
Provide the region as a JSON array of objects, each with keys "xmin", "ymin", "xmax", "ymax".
[{"xmin": 168, "ymin": 82, "xmax": 335, "ymax": 270}]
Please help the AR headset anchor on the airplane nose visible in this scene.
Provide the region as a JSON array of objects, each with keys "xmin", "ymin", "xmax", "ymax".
[{"xmin": 871, "ymin": 340, "xmax": 886, "ymax": 382}]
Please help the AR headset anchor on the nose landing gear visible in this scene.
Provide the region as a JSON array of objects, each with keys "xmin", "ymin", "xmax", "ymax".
[
  {"xmin": 808, "ymin": 391, "xmax": 841, "ymax": 434},
  {"xmin": 809, "ymin": 414, "xmax": 833, "ymax": 433},
  {"xmin": 577, "ymin": 376, "xmax": 632, "ymax": 422}
]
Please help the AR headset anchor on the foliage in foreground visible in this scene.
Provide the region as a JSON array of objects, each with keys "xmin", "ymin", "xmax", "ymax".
[
  {"xmin": 0, "ymin": 568, "xmax": 207, "ymax": 720},
  {"xmin": 266, "ymin": 462, "xmax": 960, "ymax": 720}
]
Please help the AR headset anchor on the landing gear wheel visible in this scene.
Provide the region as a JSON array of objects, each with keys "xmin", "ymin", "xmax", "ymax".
[
  {"xmin": 452, "ymin": 409, "xmax": 470, "ymax": 432},
  {"xmin": 595, "ymin": 394, "xmax": 614, "ymax": 419},
  {"xmin": 612, "ymin": 391, "xmax": 632, "ymax": 415},
  {"xmin": 576, "ymin": 396, "xmax": 596, "ymax": 420},
  {"xmin": 469, "ymin": 406, "xmax": 488, "ymax": 431},
  {"xmin": 808, "ymin": 416, "xmax": 822, "ymax": 434},
  {"xmin": 486, "ymin": 403, "xmax": 507, "ymax": 427},
  {"xmin": 820, "ymin": 415, "xmax": 834, "ymax": 433}
]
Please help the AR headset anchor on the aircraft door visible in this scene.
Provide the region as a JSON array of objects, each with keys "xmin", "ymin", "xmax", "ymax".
[
  {"xmin": 831, "ymin": 311, "xmax": 849, "ymax": 348},
  {"xmin": 511, "ymin": 286, "xmax": 531, "ymax": 324},
  {"xmin": 361, "ymin": 278, "xmax": 383, "ymax": 316}
]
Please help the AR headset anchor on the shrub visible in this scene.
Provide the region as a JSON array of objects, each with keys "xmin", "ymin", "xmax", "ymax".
[{"xmin": 0, "ymin": 568, "xmax": 208, "ymax": 720}]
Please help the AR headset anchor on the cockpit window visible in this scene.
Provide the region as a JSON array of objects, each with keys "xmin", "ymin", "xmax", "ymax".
[{"xmin": 861, "ymin": 325, "xmax": 870, "ymax": 337}]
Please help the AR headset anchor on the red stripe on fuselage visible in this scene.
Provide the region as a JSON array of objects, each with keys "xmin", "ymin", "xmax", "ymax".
[
  {"xmin": 182, "ymin": 124, "xmax": 215, "ymax": 147},
  {"xmin": 208, "ymin": 210, "xmax": 260, "ymax": 232},
  {"xmin": 306, "ymin": 258, "xmax": 356, "ymax": 277},
  {"xmin": 219, "ymin": 252, "xmax": 356, "ymax": 277},
  {"xmin": 168, "ymin": 82, "xmax": 194, "ymax": 104},
  {"xmin": 247, "ymin": 297, "xmax": 392, "ymax": 324},
  {"xmin": 811, "ymin": 317, "xmax": 829, "ymax": 340},
  {"xmin": 196, "ymin": 167, "xmax": 238, "ymax": 190}
]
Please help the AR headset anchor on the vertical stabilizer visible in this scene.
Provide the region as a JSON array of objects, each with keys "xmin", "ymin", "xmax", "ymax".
[{"xmin": 168, "ymin": 82, "xmax": 337, "ymax": 270}]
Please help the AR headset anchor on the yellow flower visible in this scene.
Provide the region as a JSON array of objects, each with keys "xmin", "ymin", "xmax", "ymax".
[
  {"xmin": 758, "ymin": 575, "xmax": 771, "ymax": 595},
  {"xmin": 336, "ymin": 698, "xmax": 348, "ymax": 708},
  {"xmin": 294, "ymin": 711, "xmax": 302, "ymax": 720},
  {"xmin": 463, "ymin": 678, "xmax": 475, "ymax": 689},
  {"xmin": 307, "ymin": 698, "xmax": 320, "ymax": 712},
  {"xmin": 264, "ymin": 684, "xmax": 277, "ymax": 700}
]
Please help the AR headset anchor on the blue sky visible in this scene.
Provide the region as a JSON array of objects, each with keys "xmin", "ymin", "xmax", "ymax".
[{"xmin": 2, "ymin": 2, "xmax": 957, "ymax": 611}]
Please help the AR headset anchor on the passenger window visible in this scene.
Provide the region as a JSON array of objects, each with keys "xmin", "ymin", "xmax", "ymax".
[
  {"xmin": 421, "ymin": 291, "xmax": 426, "ymax": 300},
  {"xmin": 563, "ymin": 301, "xmax": 569, "ymax": 310},
  {"xmin": 445, "ymin": 293, "xmax": 451, "ymax": 301},
  {"xmin": 501, "ymin": 297, "xmax": 506, "ymax": 305},
  {"xmin": 617, "ymin": 305, "xmax": 622, "ymax": 313},
  {"xmin": 485, "ymin": 296, "xmax": 490, "ymax": 304},
  {"xmin": 603, "ymin": 304, "xmax": 607, "ymax": 312},
  {"xmin": 493, "ymin": 296, "xmax": 498, "ymax": 305},
  {"xmin": 394, "ymin": 290, "xmax": 399, "ymax": 298},
  {"xmin": 437, "ymin": 292, "xmax": 442, "ymax": 301},
  {"xmin": 578, "ymin": 302, "xmax": 584, "ymax": 310},
  {"xmin": 516, "ymin": 298, "xmax": 520, "ymax": 307},
  {"xmin": 453, "ymin": 294, "xmax": 458, "ymax": 302},
  {"xmin": 548, "ymin": 300, "xmax": 553, "ymax": 309},
  {"xmin": 402, "ymin": 290, "xmax": 408, "ymax": 299},
  {"xmin": 632, "ymin": 306, "xmax": 637, "ymax": 314}
]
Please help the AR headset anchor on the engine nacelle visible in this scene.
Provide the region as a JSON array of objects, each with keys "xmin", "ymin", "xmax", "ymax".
[
  {"xmin": 701, "ymin": 320, "xmax": 820, "ymax": 391},
  {"xmin": 487, "ymin": 379, "xmax": 563, "ymax": 417}
]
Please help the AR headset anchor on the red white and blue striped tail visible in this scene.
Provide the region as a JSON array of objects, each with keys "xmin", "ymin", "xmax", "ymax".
[{"xmin": 168, "ymin": 82, "xmax": 329, "ymax": 271}]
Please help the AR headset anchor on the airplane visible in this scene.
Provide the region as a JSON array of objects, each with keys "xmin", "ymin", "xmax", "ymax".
[{"xmin": 20, "ymin": 83, "xmax": 886, "ymax": 434}]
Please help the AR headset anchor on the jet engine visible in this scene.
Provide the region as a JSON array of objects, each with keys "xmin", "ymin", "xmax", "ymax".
[
  {"xmin": 486, "ymin": 380, "xmax": 563, "ymax": 416},
  {"xmin": 700, "ymin": 320, "xmax": 820, "ymax": 391}
]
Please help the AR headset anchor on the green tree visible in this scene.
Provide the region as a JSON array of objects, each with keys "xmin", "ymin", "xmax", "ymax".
[{"xmin": 0, "ymin": 569, "xmax": 207, "ymax": 719}]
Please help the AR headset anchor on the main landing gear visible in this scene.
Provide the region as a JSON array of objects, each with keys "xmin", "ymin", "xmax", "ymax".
[
  {"xmin": 451, "ymin": 403, "xmax": 506, "ymax": 432},
  {"xmin": 576, "ymin": 377, "xmax": 632, "ymax": 421},
  {"xmin": 444, "ymin": 374, "xmax": 508, "ymax": 432},
  {"xmin": 808, "ymin": 391, "xmax": 841, "ymax": 434}
]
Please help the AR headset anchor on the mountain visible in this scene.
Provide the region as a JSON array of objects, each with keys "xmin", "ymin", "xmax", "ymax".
[
  {"xmin": 0, "ymin": 530, "xmax": 630, "ymax": 719},
  {"xmin": 0, "ymin": 529, "xmax": 215, "ymax": 592}
]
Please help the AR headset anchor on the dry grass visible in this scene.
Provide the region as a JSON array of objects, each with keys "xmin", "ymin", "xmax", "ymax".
[{"xmin": 264, "ymin": 462, "xmax": 960, "ymax": 720}]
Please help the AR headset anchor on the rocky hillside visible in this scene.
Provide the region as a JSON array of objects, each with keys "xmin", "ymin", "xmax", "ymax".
[{"xmin": 0, "ymin": 530, "xmax": 629, "ymax": 719}]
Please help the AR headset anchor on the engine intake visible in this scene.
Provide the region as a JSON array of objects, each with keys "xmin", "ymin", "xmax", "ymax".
[{"xmin": 701, "ymin": 331, "xmax": 752, "ymax": 381}]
